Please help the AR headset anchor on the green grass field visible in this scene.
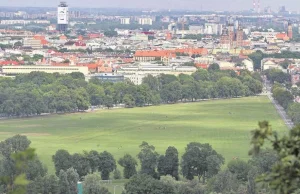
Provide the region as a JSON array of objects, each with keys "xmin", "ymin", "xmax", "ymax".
[{"xmin": 0, "ymin": 96, "xmax": 287, "ymax": 175}]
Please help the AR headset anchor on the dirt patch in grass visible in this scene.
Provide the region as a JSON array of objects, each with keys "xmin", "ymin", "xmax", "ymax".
[
  {"xmin": 0, "ymin": 132, "xmax": 12, "ymax": 135},
  {"xmin": 21, "ymin": 133, "xmax": 51, "ymax": 137}
]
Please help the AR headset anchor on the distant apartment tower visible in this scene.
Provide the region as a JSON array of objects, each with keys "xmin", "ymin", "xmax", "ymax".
[
  {"xmin": 120, "ymin": 18, "xmax": 130, "ymax": 25},
  {"xmin": 288, "ymin": 21, "xmax": 293, "ymax": 39},
  {"xmin": 138, "ymin": 18, "xmax": 153, "ymax": 25},
  {"xmin": 57, "ymin": 2, "xmax": 69, "ymax": 32}
]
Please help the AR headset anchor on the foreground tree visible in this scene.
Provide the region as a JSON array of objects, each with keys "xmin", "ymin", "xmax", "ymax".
[
  {"xmin": 98, "ymin": 151, "xmax": 116, "ymax": 180},
  {"xmin": 181, "ymin": 142, "xmax": 224, "ymax": 182},
  {"xmin": 157, "ymin": 146, "xmax": 179, "ymax": 180},
  {"xmin": 124, "ymin": 174, "xmax": 175, "ymax": 194},
  {"xmin": 83, "ymin": 173, "xmax": 111, "ymax": 194},
  {"xmin": 137, "ymin": 142, "xmax": 159, "ymax": 178},
  {"xmin": 250, "ymin": 121, "xmax": 300, "ymax": 193},
  {"xmin": 118, "ymin": 154, "xmax": 138, "ymax": 179},
  {"xmin": 227, "ymin": 159, "xmax": 251, "ymax": 182},
  {"xmin": 207, "ymin": 170, "xmax": 239, "ymax": 194},
  {"xmin": 52, "ymin": 150, "xmax": 72, "ymax": 175}
]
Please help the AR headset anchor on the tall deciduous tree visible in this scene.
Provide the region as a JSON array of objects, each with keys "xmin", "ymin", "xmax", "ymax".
[
  {"xmin": 83, "ymin": 173, "xmax": 111, "ymax": 194},
  {"xmin": 250, "ymin": 121, "xmax": 300, "ymax": 193},
  {"xmin": 118, "ymin": 154, "xmax": 138, "ymax": 179},
  {"xmin": 137, "ymin": 142, "xmax": 159, "ymax": 178},
  {"xmin": 98, "ymin": 151, "xmax": 116, "ymax": 180},
  {"xmin": 181, "ymin": 142, "xmax": 224, "ymax": 182},
  {"xmin": 157, "ymin": 147, "xmax": 179, "ymax": 180},
  {"xmin": 52, "ymin": 150, "xmax": 72, "ymax": 176}
]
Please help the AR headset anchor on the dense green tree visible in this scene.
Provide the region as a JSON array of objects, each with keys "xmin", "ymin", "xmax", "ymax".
[
  {"xmin": 72, "ymin": 153, "xmax": 91, "ymax": 178},
  {"xmin": 181, "ymin": 142, "xmax": 224, "ymax": 182},
  {"xmin": 25, "ymin": 157, "xmax": 47, "ymax": 181},
  {"xmin": 98, "ymin": 151, "xmax": 116, "ymax": 180},
  {"xmin": 207, "ymin": 170, "xmax": 239, "ymax": 194},
  {"xmin": 249, "ymin": 149, "xmax": 279, "ymax": 174},
  {"xmin": 288, "ymin": 103, "xmax": 300, "ymax": 124},
  {"xmin": 113, "ymin": 169, "xmax": 122, "ymax": 179},
  {"xmin": 27, "ymin": 175, "xmax": 59, "ymax": 194},
  {"xmin": 142, "ymin": 75, "xmax": 159, "ymax": 91},
  {"xmin": 157, "ymin": 146, "xmax": 179, "ymax": 180},
  {"xmin": 192, "ymin": 69, "xmax": 210, "ymax": 81},
  {"xmin": 178, "ymin": 74, "xmax": 194, "ymax": 85},
  {"xmin": 83, "ymin": 173, "xmax": 111, "ymax": 194},
  {"xmin": 227, "ymin": 159, "xmax": 251, "ymax": 182},
  {"xmin": 208, "ymin": 63, "xmax": 220, "ymax": 71},
  {"xmin": 265, "ymin": 69, "xmax": 290, "ymax": 84},
  {"xmin": 242, "ymin": 75, "xmax": 263, "ymax": 95},
  {"xmin": 137, "ymin": 142, "xmax": 159, "ymax": 178},
  {"xmin": 206, "ymin": 155, "xmax": 224, "ymax": 179},
  {"xmin": 87, "ymin": 83, "xmax": 105, "ymax": 106},
  {"xmin": 86, "ymin": 150, "xmax": 101, "ymax": 173},
  {"xmin": 158, "ymin": 74, "xmax": 178, "ymax": 86},
  {"xmin": 123, "ymin": 94, "xmax": 135, "ymax": 108},
  {"xmin": 160, "ymin": 81, "xmax": 182, "ymax": 103},
  {"xmin": 66, "ymin": 168, "xmax": 79, "ymax": 194},
  {"xmin": 250, "ymin": 121, "xmax": 300, "ymax": 193},
  {"xmin": 272, "ymin": 86, "xmax": 293, "ymax": 109},
  {"xmin": 52, "ymin": 150, "xmax": 72, "ymax": 175},
  {"xmin": 124, "ymin": 174, "xmax": 175, "ymax": 194},
  {"xmin": 104, "ymin": 30, "xmax": 118, "ymax": 37},
  {"xmin": 58, "ymin": 170, "xmax": 70, "ymax": 194},
  {"xmin": 249, "ymin": 50, "xmax": 264, "ymax": 70},
  {"xmin": 103, "ymin": 95, "xmax": 114, "ymax": 109},
  {"xmin": 118, "ymin": 154, "xmax": 138, "ymax": 179}
]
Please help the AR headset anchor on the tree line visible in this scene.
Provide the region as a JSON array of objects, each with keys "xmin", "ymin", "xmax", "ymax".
[
  {"xmin": 249, "ymin": 50, "xmax": 300, "ymax": 70},
  {"xmin": 0, "ymin": 134, "xmax": 285, "ymax": 194},
  {"xmin": 0, "ymin": 68, "xmax": 263, "ymax": 117},
  {"xmin": 271, "ymin": 83, "xmax": 300, "ymax": 124}
]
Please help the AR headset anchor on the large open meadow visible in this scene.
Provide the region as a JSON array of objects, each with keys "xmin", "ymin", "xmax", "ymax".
[{"xmin": 0, "ymin": 96, "xmax": 287, "ymax": 174}]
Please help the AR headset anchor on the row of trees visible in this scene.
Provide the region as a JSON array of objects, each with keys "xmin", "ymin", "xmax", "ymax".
[
  {"xmin": 271, "ymin": 83, "xmax": 300, "ymax": 124},
  {"xmin": 3, "ymin": 123, "xmax": 300, "ymax": 194},
  {"xmin": 0, "ymin": 68, "xmax": 262, "ymax": 117},
  {"xmin": 52, "ymin": 141, "xmax": 223, "ymax": 183},
  {"xmin": 249, "ymin": 50, "xmax": 300, "ymax": 70},
  {"xmin": 124, "ymin": 148, "xmax": 279, "ymax": 194}
]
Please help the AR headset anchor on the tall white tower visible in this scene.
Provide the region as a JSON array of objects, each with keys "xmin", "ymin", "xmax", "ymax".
[{"xmin": 57, "ymin": 2, "xmax": 69, "ymax": 32}]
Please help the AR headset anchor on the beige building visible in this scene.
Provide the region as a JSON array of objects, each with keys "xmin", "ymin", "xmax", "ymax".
[
  {"xmin": 1, "ymin": 66, "xmax": 89, "ymax": 75},
  {"xmin": 118, "ymin": 65, "xmax": 197, "ymax": 85},
  {"xmin": 23, "ymin": 38, "xmax": 42, "ymax": 49}
]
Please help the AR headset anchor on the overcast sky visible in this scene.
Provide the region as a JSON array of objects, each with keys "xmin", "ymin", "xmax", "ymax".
[{"xmin": 0, "ymin": 0, "xmax": 298, "ymax": 11}]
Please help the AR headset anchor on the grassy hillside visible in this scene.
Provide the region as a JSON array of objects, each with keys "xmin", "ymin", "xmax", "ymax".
[{"xmin": 0, "ymin": 96, "xmax": 287, "ymax": 174}]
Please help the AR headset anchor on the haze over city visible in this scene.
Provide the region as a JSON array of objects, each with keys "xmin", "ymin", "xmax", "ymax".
[
  {"xmin": 0, "ymin": 0, "xmax": 300, "ymax": 193},
  {"xmin": 0, "ymin": 0, "xmax": 299, "ymax": 11}
]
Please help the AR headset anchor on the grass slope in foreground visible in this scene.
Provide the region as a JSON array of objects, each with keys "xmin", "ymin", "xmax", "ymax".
[{"xmin": 0, "ymin": 96, "xmax": 287, "ymax": 173}]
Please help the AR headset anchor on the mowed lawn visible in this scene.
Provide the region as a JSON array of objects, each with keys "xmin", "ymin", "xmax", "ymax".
[{"xmin": 0, "ymin": 96, "xmax": 287, "ymax": 174}]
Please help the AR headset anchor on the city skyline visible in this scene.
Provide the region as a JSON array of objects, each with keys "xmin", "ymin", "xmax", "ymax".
[{"xmin": 0, "ymin": 0, "xmax": 298, "ymax": 11}]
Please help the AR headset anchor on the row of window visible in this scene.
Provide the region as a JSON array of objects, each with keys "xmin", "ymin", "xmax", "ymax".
[{"xmin": 3, "ymin": 68, "xmax": 80, "ymax": 71}]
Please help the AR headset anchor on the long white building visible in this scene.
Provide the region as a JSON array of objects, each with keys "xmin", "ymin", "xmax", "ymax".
[
  {"xmin": 118, "ymin": 65, "xmax": 197, "ymax": 85},
  {"xmin": 1, "ymin": 66, "xmax": 89, "ymax": 75}
]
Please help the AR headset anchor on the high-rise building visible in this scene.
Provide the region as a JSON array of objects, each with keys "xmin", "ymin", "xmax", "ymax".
[
  {"xmin": 138, "ymin": 18, "xmax": 153, "ymax": 25},
  {"xmin": 120, "ymin": 18, "xmax": 131, "ymax": 25},
  {"xmin": 57, "ymin": 2, "xmax": 69, "ymax": 32},
  {"xmin": 288, "ymin": 21, "xmax": 293, "ymax": 39}
]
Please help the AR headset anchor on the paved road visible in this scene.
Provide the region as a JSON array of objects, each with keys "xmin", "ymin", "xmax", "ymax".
[{"xmin": 262, "ymin": 76, "xmax": 294, "ymax": 129}]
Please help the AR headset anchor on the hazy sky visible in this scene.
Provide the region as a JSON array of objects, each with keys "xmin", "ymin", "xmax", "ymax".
[{"xmin": 0, "ymin": 0, "xmax": 298, "ymax": 11}]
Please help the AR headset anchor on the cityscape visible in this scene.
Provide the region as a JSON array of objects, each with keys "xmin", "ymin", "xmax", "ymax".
[{"xmin": 0, "ymin": 1, "xmax": 299, "ymax": 194}]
